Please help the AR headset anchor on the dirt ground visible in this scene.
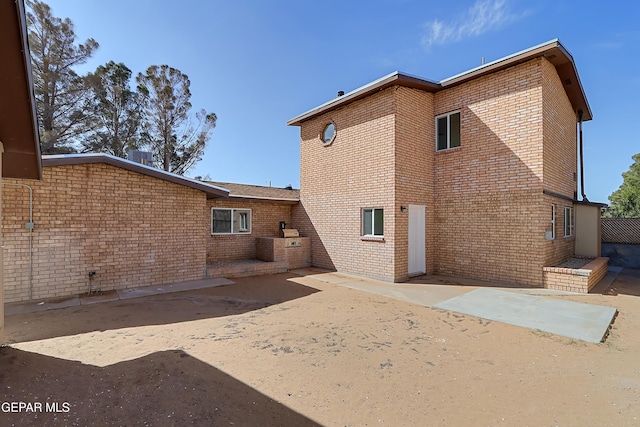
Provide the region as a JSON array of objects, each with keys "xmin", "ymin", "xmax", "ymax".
[{"xmin": 2, "ymin": 269, "xmax": 640, "ymax": 426}]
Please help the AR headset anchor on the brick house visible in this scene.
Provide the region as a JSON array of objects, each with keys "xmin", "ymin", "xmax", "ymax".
[
  {"xmin": 2, "ymin": 154, "xmax": 304, "ymax": 303},
  {"xmin": 287, "ymin": 39, "xmax": 593, "ymax": 287}
]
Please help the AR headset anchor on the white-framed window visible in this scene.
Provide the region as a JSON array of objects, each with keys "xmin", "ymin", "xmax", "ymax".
[
  {"xmin": 564, "ymin": 207, "xmax": 574, "ymax": 237},
  {"xmin": 436, "ymin": 110, "xmax": 461, "ymax": 151},
  {"xmin": 362, "ymin": 208, "xmax": 384, "ymax": 236},
  {"xmin": 550, "ymin": 204, "xmax": 556, "ymax": 240},
  {"xmin": 211, "ymin": 208, "xmax": 252, "ymax": 235}
]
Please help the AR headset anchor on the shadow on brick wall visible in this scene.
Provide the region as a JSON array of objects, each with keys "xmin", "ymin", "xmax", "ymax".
[{"xmin": 291, "ymin": 204, "xmax": 335, "ymax": 271}]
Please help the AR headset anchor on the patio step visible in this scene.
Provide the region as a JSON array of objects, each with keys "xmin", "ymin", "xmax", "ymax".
[{"xmin": 206, "ymin": 259, "xmax": 288, "ymax": 278}]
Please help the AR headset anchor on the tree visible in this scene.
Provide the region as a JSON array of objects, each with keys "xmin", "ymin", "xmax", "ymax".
[
  {"xmin": 136, "ymin": 65, "xmax": 216, "ymax": 174},
  {"xmin": 26, "ymin": 0, "xmax": 99, "ymax": 153},
  {"xmin": 83, "ymin": 61, "xmax": 145, "ymax": 157},
  {"xmin": 604, "ymin": 153, "xmax": 640, "ymax": 218}
]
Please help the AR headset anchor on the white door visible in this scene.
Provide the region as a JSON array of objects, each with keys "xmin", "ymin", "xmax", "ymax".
[{"xmin": 408, "ymin": 205, "xmax": 426, "ymax": 276}]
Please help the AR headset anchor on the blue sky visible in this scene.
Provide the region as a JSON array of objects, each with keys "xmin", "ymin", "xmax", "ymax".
[{"xmin": 43, "ymin": 0, "xmax": 639, "ymax": 203}]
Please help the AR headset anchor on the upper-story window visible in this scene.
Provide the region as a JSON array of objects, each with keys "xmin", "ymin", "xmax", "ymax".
[{"xmin": 436, "ymin": 111, "xmax": 461, "ymax": 151}]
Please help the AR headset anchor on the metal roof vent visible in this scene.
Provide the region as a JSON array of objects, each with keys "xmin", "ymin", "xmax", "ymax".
[{"xmin": 337, "ymin": 90, "xmax": 345, "ymax": 97}]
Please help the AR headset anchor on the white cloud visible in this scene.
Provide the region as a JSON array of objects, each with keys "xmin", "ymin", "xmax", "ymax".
[{"xmin": 422, "ymin": 0, "xmax": 522, "ymax": 47}]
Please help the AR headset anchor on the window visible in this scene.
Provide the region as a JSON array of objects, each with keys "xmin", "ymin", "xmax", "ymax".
[
  {"xmin": 550, "ymin": 204, "xmax": 556, "ymax": 240},
  {"xmin": 362, "ymin": 208, "xmax": 384, "ymax": 236},
  {"xmin": 321, "ymin": 122, "xmax": 336, "ymax": 145},
  {"xmin": 212, "ymin": 208, "xmax": 252, "ymax": 234},
  {"xmin": 564, "ymin": 207, "xmax": 574, "ymax": 237},
  {"xmin": 436, "ymin": 111, "xmax": 461, "ymax": 151}
]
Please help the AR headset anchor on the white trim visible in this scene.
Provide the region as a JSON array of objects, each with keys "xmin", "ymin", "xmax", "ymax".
[
  {"xmin": 564, "ymin": 206, "xmax": 574, "ymax": 237},
  {"xmin": 435, "ymin": 110, "xmax": 461, "ymax": 151},
  {"xmin": 550, "ymin": 204, "xmax": 556, "ymax": 240},
  {"xmin": 362, "ymin": 207, "xmax": 384, "ymax": 237},
  {"xmin": 211, "ymin": 207, "xmax": 252, "ymax": 235}
]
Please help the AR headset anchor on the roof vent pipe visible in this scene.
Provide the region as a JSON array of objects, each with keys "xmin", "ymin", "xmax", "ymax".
[
  {"xmin": 578, "ymin": 110, "xmax": 588, "ymax": 202},
  {"xmin": 337, "ymin": 91, "xmax": 344, "ymax": 97}
]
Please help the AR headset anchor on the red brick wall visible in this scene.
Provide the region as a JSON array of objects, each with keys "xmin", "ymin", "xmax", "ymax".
[
  {"xmin": 3, "ymin": 163, "xmax": 207, "ymax": 302},
  {"xmin": 207, "ymin": 200, "xmax": 292, "ymax": 262}
]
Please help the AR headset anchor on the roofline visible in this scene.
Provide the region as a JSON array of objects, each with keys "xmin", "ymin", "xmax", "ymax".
[
  {"xmin": 228, "ymin": 194, "xmax": 300, "ymax": 203},
  {"xmin": 287, "ymin": 39, "xmax": 592, "ymax": 126},
  {"xmin": 440, "ymin": 39, "xmax": 564, "ymax": 85},
  {"xmin": 286, "ymin": 72, "xmax": 440, "ymax": 126},
  {"xmin": 42, "ymin": 153, "xmax": 230, "ymax": 199}
]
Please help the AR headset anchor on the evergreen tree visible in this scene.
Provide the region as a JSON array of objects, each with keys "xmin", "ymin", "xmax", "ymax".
[
  {"xmin": 26, "ymin": 0, "xmax": 98, "ymax": 153},
  {"xmin": 604, "ymin": 153, "xmax": 640, "ymax": 218},
  {"xmin": 84, "ymin": 61, "xmax": 145, "ymax": 157},
  {"xmin": 136, "ymin": 65, "xmax": 216, "ymax": 174}
]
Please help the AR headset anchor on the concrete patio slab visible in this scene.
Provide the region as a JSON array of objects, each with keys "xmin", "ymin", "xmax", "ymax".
[
  {"xmin": 433, "ymin": 288, "xmax": 617, "ymax": 343},
  {"xmin": 292, "ymin": 269, "xmax": 618, "ymax": 343}
]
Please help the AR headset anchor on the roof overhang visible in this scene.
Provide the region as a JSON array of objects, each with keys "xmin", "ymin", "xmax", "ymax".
[
  {"xmin": 288, "ymin": 39, "xmax": 592, "ymax": 126},
  {"xmin": 43, "ymin": 154, "xmax": 230, "ymax": 199},
  {"xmin": 0, "ymin": 0, "xmax": 43, "ymax": 180},
  {"xmin": 287, "ymin": 72, "xmax": 440, "ymax": 126}
]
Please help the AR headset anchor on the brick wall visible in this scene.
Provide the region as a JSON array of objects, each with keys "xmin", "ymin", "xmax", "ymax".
[
  {"xmin": 3, "ymin": 163, "xmax": 207, "ymax": 303},
  {"xmin": 393, "ymin": 86, "xmax": 435, "ymax": 280},
  {"xmin": 294, "ymin": 57, "xmax": 578, "ymax": 286},
  {"xmin": 294, "ymin": 88, "xmax": 397, "ymax": 281},
  {"xmin": 541, "ymin": 57, "xmax": 578, "ymax": 267},
  {"xmin": 433, "ymin": 58, "xmax": 548, "ymax": 286},
  {"xmin": 207, "ymin": 200, "xmax": 293, "ymax": 262}
]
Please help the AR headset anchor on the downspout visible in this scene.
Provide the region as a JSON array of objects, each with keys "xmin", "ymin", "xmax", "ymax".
[
  {"xmin": 578, "ymin": 110, "xmax": 589, "ymax": 202},
  {"xmin": 1, "ymin": 182, "xmax": 34, "ymax": 300}
]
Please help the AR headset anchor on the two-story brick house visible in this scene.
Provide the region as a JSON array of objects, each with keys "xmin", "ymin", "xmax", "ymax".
[{"xmin": 288, "ymin": 39, "xmax": 592, "ymax": 287}]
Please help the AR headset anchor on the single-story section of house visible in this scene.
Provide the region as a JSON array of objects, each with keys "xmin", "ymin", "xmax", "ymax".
[{"xmin": 3, "ymin": 154, "xmax": 308, "ymax": 303}]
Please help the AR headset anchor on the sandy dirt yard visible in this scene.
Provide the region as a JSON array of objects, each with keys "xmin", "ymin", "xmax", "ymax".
[{"xmin": 2, "ymin": 269, "xmax": 640, "ymax": 426}]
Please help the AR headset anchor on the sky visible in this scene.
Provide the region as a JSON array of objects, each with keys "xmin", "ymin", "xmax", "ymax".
[{"xmin": 41, "ymin": 0, "xmax": 640, "ymax": 203}]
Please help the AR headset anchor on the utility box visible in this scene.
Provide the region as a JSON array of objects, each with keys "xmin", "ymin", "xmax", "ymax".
[{"xmin": 575, "ymin": 201, "xmax": 606, "ymax": 258}]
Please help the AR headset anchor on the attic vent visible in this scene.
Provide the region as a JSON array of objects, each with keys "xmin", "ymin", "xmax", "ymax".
[
  {"xmin": 285, "ymin": 184, "xmax": 293, "ymax": 190},
  {"xmin": 563, "ymin": 78, "xmax": 572, "ymax": 85},
  {"xmin": 127, "ymin": 150, "xmax": 154, "ymax": 166},
  {"xmin": 337, "ymin": 91, "xmax": 345, "ymax": 97}
]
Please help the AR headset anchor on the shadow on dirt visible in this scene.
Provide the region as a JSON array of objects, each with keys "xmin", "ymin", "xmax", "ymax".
[
  {"xmin": 0, "ymin": 346, "xmax": 321, "ymax": 426},
  {"xmin": 5, "ymin": 273, "xmax": 320, "ymax": 343}
]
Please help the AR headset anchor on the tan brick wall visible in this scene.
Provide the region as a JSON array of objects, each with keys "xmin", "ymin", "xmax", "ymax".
[
  {"xmin": 541, "ymin": 57, "xmax": 578, "ymax": 267},
  {"xmin": 294, "ymin": 58, "xmax": 579, "ymax": 286},
  {"xmin": 3, "ymin": 163, "xmax": 207, "ymax": 303},
  {"xmin": 393, "ymin": 87, "xmax": 435, "ymax": 280},
  {"xmin": 207, "ymin": 200, "xmax": 292, "ymax": 262},
  {"xmin": 544, "ymin": 257, "xmax": 608, "ymax": 293},
  {"xmin": 433, "ymin": 58, "xmax": 548, "ymax": 286},
  {"xmin": 294, "ymin": 87, "xmax": 397, "ymax": 281}
]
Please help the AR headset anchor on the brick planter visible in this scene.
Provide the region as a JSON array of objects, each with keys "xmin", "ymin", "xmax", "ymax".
[{"xmin": 543, "ymin": 257, "xmax": 609, "ymax": 293}]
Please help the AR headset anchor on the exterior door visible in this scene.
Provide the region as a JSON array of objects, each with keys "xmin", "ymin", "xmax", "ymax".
[{"xmin": 408, "ymin": 205, "xmax": 426, "ymax": 276}]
